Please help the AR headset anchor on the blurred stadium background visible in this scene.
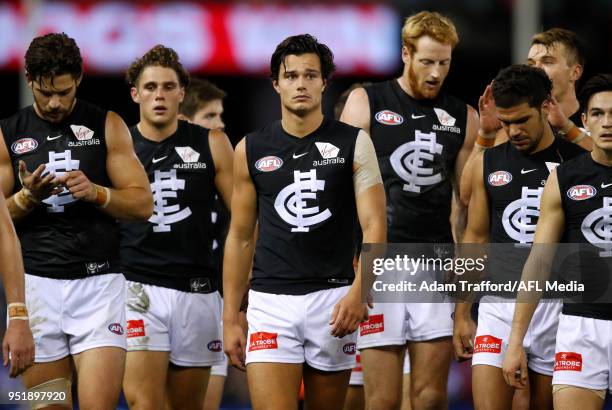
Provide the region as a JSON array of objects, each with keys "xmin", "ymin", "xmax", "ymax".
[{"xmin": 0, "ymin": 0, "xmax": 610, "ymax": 408}]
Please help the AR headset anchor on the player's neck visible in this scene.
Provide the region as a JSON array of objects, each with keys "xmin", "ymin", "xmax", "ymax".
[
  {"xmin": 531, "ymin": 124, "xmax": 555, "ymax": 154},
  {"xmin": 281, "ymin": 109, "xmax": 324, "ymax": 138},
  {"xmin": 556, "ymin": 89, "xmax": 580, "ymax": 118},
  {"xmin": 397, "ymin": 74, "xmax": 417, "ymax": 99},
  {"xmin": 591, "ymin": 147, "xmax": 612, "ymax": 167},
  {"xmin": 138, "ymin": 118, "xmax": 178, "ymax": 142}
]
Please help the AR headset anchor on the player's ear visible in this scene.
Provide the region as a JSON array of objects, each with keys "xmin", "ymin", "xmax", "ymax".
[
  {"xmin": 178, "ymin": 86, "xmax": 185, "ymax": 103},
  {"xmin": 401, "ymin": 45, "xmax": 412, "ymax": 65},
  {"xmin": 75, "ymin": 74, "xmax": 83, "ymax": 87},
  {"xmin": 130, "ymin": 86, "xmax": 139, "ymax": 103},
  {"xmin": 582, "ymin": 112, "xmax": 588, "ymax": 131},
  {"xmin": 322, "ymin": 78, "xmax": 327, "ymax": 93},
  {"xmin": 541, "ymin": 98, "xmax": 551, "ymax": 117},
  {"xmin": 272, "ymin": 79, "xmax": 281, "ymax": 95}
]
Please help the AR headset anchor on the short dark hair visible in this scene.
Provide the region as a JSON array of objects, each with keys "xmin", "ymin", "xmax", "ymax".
[
  {"xmin": 125, "ymin": 45, "xmax": 190, "ymax": 88},
  {"xmin": 492, "ymin": 64, "xmax": 552, "ymax": 109},
  {"xmin": 270, "ymin": 34, "xmax": 335, "ymax": 82},
  {"xmin": 579, "ymin": 74, "xmax": 612, "ymax": 113},
  {"xmin": 179, "ymin": 78, "xmax": 226, "ymax": 118},
  {"xmin": 25, "ymin": 32, "xmax": 82, "ymax": 85},
  {"xmin": 532, "ymin": 28, "xmax": 585, "ymax": 68}
]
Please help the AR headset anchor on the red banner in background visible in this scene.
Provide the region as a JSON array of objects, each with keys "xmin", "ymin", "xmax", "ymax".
[{"xmin": 0, "ymin": 2, "xmax": 400, "ymax": 75}]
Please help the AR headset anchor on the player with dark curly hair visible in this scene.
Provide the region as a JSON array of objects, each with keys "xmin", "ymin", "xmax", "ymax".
[
  {"xmin": 0, "ymin": 32, "xmax": 152, "ymax": 409},
  {"xmin": 121, "ymin": 45, "xmax": 234, "ymax": 410}
]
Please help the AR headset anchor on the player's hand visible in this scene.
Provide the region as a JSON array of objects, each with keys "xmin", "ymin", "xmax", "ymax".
[
  {"xmin": 478, "ymin": 83, "xmax": 502, "ymax": 135},
  {"xmin": 2, "ymin": 319, "xmax": 35, "ymax": 378},
  {"xmin": 547, "ymin": 95, "xmax": 570, "ymax": 129},
  {"xmin": 452, "ymin": 312, "xmax": 476, "ymax": 362},
  {"xmin": 329, "ymin": 288, "xmax": 368, "ymax": 338},
  {"xmin": 58, "ymin": 171, "xmax": 97, "ymax": 202},
  {"xmin": 224, "ymin": 320, "xmax": 247, "ymax": 371},
  {"xmin": 502, "ymin": 342, "xmax": 528, "ymax": 389},
  {"xmin": 18, "ymin": 161, "xmax": 61, "ymax": 201}
]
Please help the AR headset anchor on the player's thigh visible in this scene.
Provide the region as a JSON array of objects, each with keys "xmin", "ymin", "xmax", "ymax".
[
  {"xmin": 203, "ymin": 374, "xmax": 226, "ymax": 410},
  {"xmin": 123, "ymin": 350, "xmax": 169, "ymax": 409},
  {"xmin": 166, "ymin": 365, "xmax": 210, "ymax": 410},
  {"xmin": 528, "ymin": 370, "xmax": 552, "ymax": 410},
  {"xmin": 401, "ymin": 371, "xmax": 411, "ymax": 410},
  {"xmin": 22, "ymin": 358, "xmax": 73, "ymax": 410},
  {"xmin": 407, "ymin": 337, "xmax": 452, "ymax": 390},
  {"xmin": 472, "ymin": 364, "xmax": 514, "ymax": 410},
  {"xmin": 246, "ymin": 362, "xmax": 302, "ymax": 410},
  {"xmin": 343, "ymin": 385, "xmax": 365, "ymax": 410},
  {"xmin": 361, "ymin": 345, "xmax": 405, "ymax": 405},
  {"xmin": 552, "ymin": 386, "xmax": 604, "ymax": 410},
  {"xmin": 303, "ymin": 364, "xmax": 351, "ymax": 410},
  {"xmin": 73, "ymin": 346, "xmax": 126, "ymax": 410}
]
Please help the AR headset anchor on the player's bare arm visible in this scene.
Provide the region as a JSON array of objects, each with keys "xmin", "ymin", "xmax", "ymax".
[
  {"xmin": 453, "ymin": 105, "xmax": 479, "ymax": 241},
  {"xmin": 330, "ymin": 131, "xmax": 386, "ymax": 338},
  {"xmin": 0, "ymin": 189, "xmax": 34, "ymax": 377},
  {"xmin": 502, "ymin": 169, "xmax": 565, "ymax": 389},
  {"xmin": 340, "ymin": 87, "xmax": 371, "ymax": 135},
  {"xmin": 223, "ymin": 138, "xmax": 256, "ymax": 371},
  {"xmin": 0, "ymin": 128, "xmax": 61, "ymax": 221},
  {"xmin": 209, "ymin": 129, "xmax": 234, "ymax": 210},
  {"xmin": 59, "ymin": 111, "xmax": 152, "ymax": 220},
  {"xmin": 454, "ymin": 151, "xmax": 489, "ymax": 361}
]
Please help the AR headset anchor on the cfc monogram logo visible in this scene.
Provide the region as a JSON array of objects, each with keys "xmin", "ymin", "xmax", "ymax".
[
  {"xmin": 148, "ymin": 169, "xmax": 192, "ymax": 232},
  {"xmin": 581, "ymin": 197, "xmax": 612, "ymax": 257},
  {"xmin": 390, "ymin": 131, "xmax": 443, "ymax": 193},
  {"xmin": 274, "ymin": 169, "xmax": 332, "ymax": 232},
  {"xmin": 43, "ymin": 150, "xmax": 80, "ymax": 212},
  {"xmin": 502, "ymin": 187, "xmax": 543, "ymax": 244}
]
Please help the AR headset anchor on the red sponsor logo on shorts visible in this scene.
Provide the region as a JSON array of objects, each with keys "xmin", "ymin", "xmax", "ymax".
[
  {"xmin": 343, "ymin": 342, "xmax": 357, "ymax": 355},
  {"xmin": 554, "ymin": 352, "xmax": 582, "ymax": 371},
  {"xmin": 108, "ymin": 323, "xmax": 124, "ymax": 335},
  {"xmin": 127, "ymin": 320, "xmax": 145, "ymax": 338},
  {"xmin": 248, "ymin": 332, "xmax": 278, "ymax": 352},
  {"xmin": 354, "ymin": 354, "xmax": 362, "ymax": 372},
  {"xmin": 473, "ymin": 335, "xmax": 502, "ymax": 353},
  {"xmin": 360, "ymin": 314, "xmax": 384, "ymax": 336}
]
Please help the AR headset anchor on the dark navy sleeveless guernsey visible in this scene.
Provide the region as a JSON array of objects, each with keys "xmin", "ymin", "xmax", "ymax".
[
  {"xmin": 246, "ymin": 118, "xmax": 358, "ymax": 295},
  {"xmin": 0, "ymin": 100, "xmax": 117, "ymax": 279},
  {"xmin": 120, "ymin": 121, "xmax": 217, "ymax": 292},
  {"xmin": 557, "ymin": 153, "xmax": 612, "ymax": 320},
  {"xmin": 365, "ymin": 80, "xmax": 467, "ymax": 243}
]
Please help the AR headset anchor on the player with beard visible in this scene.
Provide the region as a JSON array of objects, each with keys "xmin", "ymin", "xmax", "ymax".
[
  {"xmin": 340, "ymin": 11, "xmax": 478, "ymax": 410},
  {"xmin": 503, "ymin": 74, "xmax": 612, "ymax": 410},
  {"xmin": 178, "ymin": 78, "xmax": 231, "ymax": 410},
  {"xmin": 121, "ymin": 46, "xmax": 233, "ymax": 410},
  {"xmin": 0, "ymin": 32, "xmax": 152, "ymax": 409},
  {"xmin": 454, "ymin": 65, "xmax": 584, "ymax": 410},
  {"xmin": 223, "ymin": 34, "xmax": 386, "ymax": 410}
]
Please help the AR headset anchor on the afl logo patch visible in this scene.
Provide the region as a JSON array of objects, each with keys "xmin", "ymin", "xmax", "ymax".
[
  {"xmin": 375, "ymin": 110, "xmax": 403, "ymax": 125},
  {"xmin": 255, "ymin": 156, "xmax": 283, "ymax": 172},
  {"xmin": 488, "ymin": 171, "xmax": 512, "ymax": 186},
  {"xmin": 108, "ymin": 323, "xmax": 124, "ymax": 335},
  {"xmin": 567, "ymin": 185, "xmax": 597, "ymax": 201},
  {"xmin": 207, "ymin": 340, "xmax": 223, "ymax": 352},
  {"xmin": 343, "ymin": 342, "xmax": 357, "ymax": 355},
  {"xmin": 11, "ymin": 138, "xmax": 38, "ymax": 155}
]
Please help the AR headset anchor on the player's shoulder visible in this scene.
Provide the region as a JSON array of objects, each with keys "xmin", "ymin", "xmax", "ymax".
[
  {"xmin": 555, "ymin": 137, "xmax": 588, "ymax": 159},
  {"xmin": 179, "ymin": 119, "xmax": 209, "ymax": 137},
  {"xmin": 327, "ymin": 117, "xmax": 361, "ymax": 137},
  {"xmin": 245, "ymin": 120, "xmax": 279, "ymax": 141}
]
